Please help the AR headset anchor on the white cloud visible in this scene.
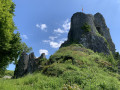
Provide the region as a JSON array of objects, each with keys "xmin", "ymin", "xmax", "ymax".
[
  {"xmin": 49, "ymin": 36, "xmax": 58, "ymax": 41},
  {"xmin": 21, "ymin": 34, "xmax": 28, "ymax": 39},
  {"xmin": 42, "ymin": 19, "xmax": 70, "ymax": 48},
  {"xmin": 39, "ymin": 49, "xmax": 48, "ymax": 55},
  {"xmin": 36, "ymin": 24, "xmax": 47, "ymax": 31},
  {"xmin": 43, "ymin": 40, "xmax": 50, "ymax": 43},
  {"xmin": 62, "ymin": 19, "xmax": 71, "ymax": 31},
  {"xmin": 54, "ymin": 28, "xmax": 65, "ymax": 33},
  {"xmin": 50, "ymin": 41, "xmax": 64, "ymax": 48},
  {"xmin": 36, "ymin": 24, "xmax": 41, "ymax": 28},
  {"xmin": 41, "ymin": 24, "xmax": 47, "ymax": 30},
  {"xmin": 53, "ymin": 19, "xmax": 70, "ymax": 34},
  {"xmin": 43, "ymin": 38, "xmax": 67, "ymax": 48}
]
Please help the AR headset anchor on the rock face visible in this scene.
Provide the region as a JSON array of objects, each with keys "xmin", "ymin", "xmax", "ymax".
[
  {"xmin": 40, "ymin": 53, "xmax": 46, "ymax": 59},
  {"xmin": 14, "ymin": 52, "xmax": 46, "ymax": 78},
  {"xmin": 61, "ymin": 12, "xmax": 115, "ymax": 55},
  {"xmin": 14, "ymin": 12, "xmax": 115, "ymax": 78}
]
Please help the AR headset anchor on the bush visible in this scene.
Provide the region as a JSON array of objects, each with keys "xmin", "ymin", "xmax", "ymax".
[
  {"xmin": 42, "ymin": 63, "xmax": 65, "ymax": 76},
  {"xmin": 81, "ymin": 23, "xmax": 91, "ymax": 33},
  {"xmin": 62, "ymin": 84, "xmax": 81, "ymax": 90},
  {"xmin": 0, "ymin": 70, "xmax": 14, "ymax": 78}
]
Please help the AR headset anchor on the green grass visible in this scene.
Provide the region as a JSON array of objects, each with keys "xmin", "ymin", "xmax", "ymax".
[
  {"xmin": 0, "ymin": 73, "xmax": 64, "ymax": 90},
  {"xmin": 0, "ymin": 70, "xmax": 14, "ymax": 78},
  {"xmin": 5, "ymin": 70, "xmax": 14, "ymax": 76},
  {"xmin": 0, "ymin": 44, "xmax": 120, "ymax": 90}
]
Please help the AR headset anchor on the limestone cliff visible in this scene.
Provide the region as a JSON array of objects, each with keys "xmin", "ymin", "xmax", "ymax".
[
  {"xmin": 13, "ymin": 52, "xmax": 46, "ymax": 78},
  {"xmin": 14, "ymin": 12, "xmax": 116, "ymax": 78},
  {"xmin": 61, "ymin": 12, "xmax": 115, "ymax": 55}
]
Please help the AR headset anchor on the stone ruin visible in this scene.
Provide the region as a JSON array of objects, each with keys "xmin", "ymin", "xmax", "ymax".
[{"xmin": 13, "ymin": 52, "xmax": 46, "ymax": 78}]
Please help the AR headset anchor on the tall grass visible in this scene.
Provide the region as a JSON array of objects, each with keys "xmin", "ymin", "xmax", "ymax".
[
  {"xmin": 0, "ymin": 44, "xmax": 120, "ymax": 90},
  {"xmin": 0, "ymin": 73, "xmax": 64, "ymax": 90}
]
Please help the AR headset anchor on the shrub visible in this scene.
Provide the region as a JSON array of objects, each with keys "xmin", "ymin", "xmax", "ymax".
[
  {"xmin": 42, "ymin": 64, "xmax": 65, "ymax": 76},
  {"xmin": 81, "ymin": 23, "xmax": 91, "ymax": 33},
  {"xmin": 62, "ymin": 84, "xmax": 81, "ymax": 90}
]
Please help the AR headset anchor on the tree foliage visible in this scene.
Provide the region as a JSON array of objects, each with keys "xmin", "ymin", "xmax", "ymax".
[{"xmin": 0, "ymin": 0, "xmax": 32, "ymax": 74}]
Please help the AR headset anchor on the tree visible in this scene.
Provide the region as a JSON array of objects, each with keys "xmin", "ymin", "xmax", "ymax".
[
  {"xmin": 0, "ymin": 0, "xmax": 32, "ymax": 74},
  {"xmin": 21, "ymin": 42, "xmax": 32, "ymax": 53}
]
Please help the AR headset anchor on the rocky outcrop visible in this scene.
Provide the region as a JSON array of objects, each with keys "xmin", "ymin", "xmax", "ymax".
[
  {"xmin": 14, "ymin": 12, "xmax": 116, "ymax": 78},
  {"xmin": 40, "ymin": 53, "xmax": 46, "ymax": 59},
  {"xmin": 94, "ymin": 13, "xmax": 115, "ymax": 54},
  {"xmin": 13, "ymin": 52, "xmax": 29, "ymax": 78},
  {"xmin": 61, "ymin": 12, "xmax": 115, "ymax": 55},
  {"xmin": 13, "ymin": 52, "xmax": 46, "ymax": 78}
]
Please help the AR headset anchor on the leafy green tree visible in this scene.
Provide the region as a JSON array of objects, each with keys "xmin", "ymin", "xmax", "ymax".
[
  {"xmin": 21, "ymin": 42, "xmax": 32, "ymax": 53},
  {"xmin": 0, "ymin": 0, "xmax": 32, "ymax": 75}
]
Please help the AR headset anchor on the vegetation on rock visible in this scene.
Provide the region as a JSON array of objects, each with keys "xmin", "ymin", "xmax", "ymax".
[
  {"xmin": 81, "ymin": 23, "xmax": 91, "ymax": 33},
  {"xmin": 0, "ymin": 44, "xmax": 120, "ymax": 90}
]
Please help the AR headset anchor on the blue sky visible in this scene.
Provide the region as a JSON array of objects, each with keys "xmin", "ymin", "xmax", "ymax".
[{"xmin": 7, "ymin": 0, "xmax": 120, "ymax": 70}]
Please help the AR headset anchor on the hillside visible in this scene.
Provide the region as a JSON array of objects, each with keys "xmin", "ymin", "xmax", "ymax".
[
  {"xmin": 0, "ymin": 44, "xmax": 120, "ymax": 90},
  {"xmin": 0, "ymin": 0, "xmax": 120, "ymax": 89},
  {"xmin": 1, "ymin": 12, "xmax": 120, "ymax": 90}
]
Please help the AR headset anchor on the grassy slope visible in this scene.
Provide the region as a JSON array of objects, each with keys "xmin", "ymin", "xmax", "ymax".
[
  {"xmin": 0, "ymin": 44, "xmax": 120, "ymax": 90},
  {"xmin": 0, "ymin": 70, "xmax": 14, "ymax": 78}
]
